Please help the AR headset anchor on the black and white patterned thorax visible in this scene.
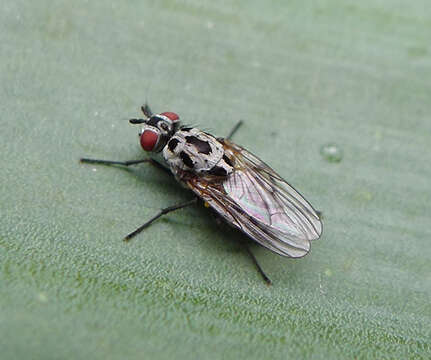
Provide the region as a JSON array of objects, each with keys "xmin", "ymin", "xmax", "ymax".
[{"xmin": 163, "ymin": 127, "xmax": 234, "ymax": 180}]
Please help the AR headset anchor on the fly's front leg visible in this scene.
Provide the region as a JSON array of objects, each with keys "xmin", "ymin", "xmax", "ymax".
[
  {"xmin": 80, "ymin": 157, "xmax": 170, "ymax": 174},
  {"xmin": 123, "ymin": 197, "xmax": 198, "ymax": 241}
]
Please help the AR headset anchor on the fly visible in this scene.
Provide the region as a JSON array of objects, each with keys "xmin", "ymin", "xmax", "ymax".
[{"xmin": 80, "ymin": 104, "xmax": 323, "ymax": 284}]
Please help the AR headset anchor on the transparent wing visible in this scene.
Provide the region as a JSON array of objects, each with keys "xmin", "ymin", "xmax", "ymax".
[{"xmin": 186, "ymin": 139, "xmax": 322, "ymax": 258}]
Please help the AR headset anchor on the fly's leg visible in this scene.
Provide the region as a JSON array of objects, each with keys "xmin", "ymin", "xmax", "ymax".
[
  {"xmin": 123, "ymin": 198, "xmax": 198, "ymax": 241},
  {"xmin": 243, "ymin": 243, "xmax": 272, "ymax": 285},
  {"xmin": 81, "ymin": 158, "xmax": 150, "ymax": 166},
  {"xmin": 210, "ymin": 210, "xmax": 271, "ymax": 285},
  {"xmin": 226, "ymin": 120, "xmax": 243, "ymax": 140},
  {"xmin": 80, "ymin": 157, "xmax": 170, "ymax": 174}
]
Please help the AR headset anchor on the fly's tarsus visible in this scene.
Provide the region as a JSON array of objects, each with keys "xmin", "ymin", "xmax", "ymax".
[
  {"xmin": 80, "ymin": 157, "xmax": 171, "ymax": 173},
  {"xmin": 123, "ymin": 198, "xmax": 198, "ymax": 242},
  {"xmin": 243, "ymin": 243, "xmax": 272, "ymax": 285},
  {"xmin": 80, "ymin": 158, "xmax": 151, "ymax": 166}
]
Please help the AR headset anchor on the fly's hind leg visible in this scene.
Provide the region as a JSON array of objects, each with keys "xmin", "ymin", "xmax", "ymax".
[
  {"xmin": 243, "ymin": 243, "xmax": 272, "ymax": 285},
  {"xmin": 210, "ymin": 210, "xmax": 272, "ymax": 285}
]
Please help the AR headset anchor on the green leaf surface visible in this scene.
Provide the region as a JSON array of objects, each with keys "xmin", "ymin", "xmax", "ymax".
[{"xmin": 1, "ymin": 1, "xmax": 430, "ymax": 359}]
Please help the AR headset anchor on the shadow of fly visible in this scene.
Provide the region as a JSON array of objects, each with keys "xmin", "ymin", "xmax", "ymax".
[{"xmin": 81, "ymin": 104, "xmax": 322, "ymax": 284}]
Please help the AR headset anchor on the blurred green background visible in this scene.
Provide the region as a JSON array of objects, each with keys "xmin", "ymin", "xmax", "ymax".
[{"xmin": 1, "ymin": 1, "xmax": 430, "ymax": 359}]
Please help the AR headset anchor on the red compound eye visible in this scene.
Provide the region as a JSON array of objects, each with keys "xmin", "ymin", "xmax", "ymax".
[
  {"xmin": 140, "ymin": 130, "xmax": 159, "ymax": 151},
  {"xmin": 160, "ymin": 112, "xmax": 179, "ymax": 122}
]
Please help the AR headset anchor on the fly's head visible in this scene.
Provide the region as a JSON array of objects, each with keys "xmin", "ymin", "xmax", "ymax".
[{"xmin": 130, "ymin": 112, "xmax": 180, "ymax": 153}]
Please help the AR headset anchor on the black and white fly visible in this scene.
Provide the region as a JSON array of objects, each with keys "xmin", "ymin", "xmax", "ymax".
[{"xmin": 81, "ymin": 104, "xmax": 322, "ymax": 284}]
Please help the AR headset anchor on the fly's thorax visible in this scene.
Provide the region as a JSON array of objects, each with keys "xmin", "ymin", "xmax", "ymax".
[{"xmin": 162, "ymin": 128, "xmax": 234, "ymax": 178}]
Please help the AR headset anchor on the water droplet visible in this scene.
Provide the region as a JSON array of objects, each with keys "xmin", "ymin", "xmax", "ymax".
[
  {"xmin": 324, "ymin": 269, "xmax": 332, "ymax": 277},
  {"xmin": 320, "ymin": 143, "xmax": 343, "ymax": 163},
  {"xmin": 37, "ymin": 292, "xmax": 48, "ymax": 303},
  {"xmin": 251, "ymin": 60, "xmax": 261, "ymax": 68}
]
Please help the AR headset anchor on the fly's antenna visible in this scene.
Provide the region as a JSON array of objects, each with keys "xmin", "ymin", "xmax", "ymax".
[
  {"xmin": 129, "ymin": 118, "xmax": 147, "ymax": 124},
  {"xmin": 141, "ymin": 103, "xmax": 153, "ymax": 118},
  {"xmin": 130, "ymin": 102, "xmax": 153, "ymax": 124}
]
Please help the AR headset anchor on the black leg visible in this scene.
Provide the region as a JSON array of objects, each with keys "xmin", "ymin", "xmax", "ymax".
[
  {"xmin": 226, "ymin": 120, "xmax": 243, "ymax": 140},
  {"xmin": 80, "ymin": 158, "xmax": 151, "ymax": 166},
  {"xmin": 80, "ymin": 157, "xmax": 171, "ymax": 174},
  {"xmin": 243, "ymin": 243, "xmax": 272, "ymax": 285},
  {"xmin": 123, "ymin": 198, "xmax": 198, "ymax": 242}
]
